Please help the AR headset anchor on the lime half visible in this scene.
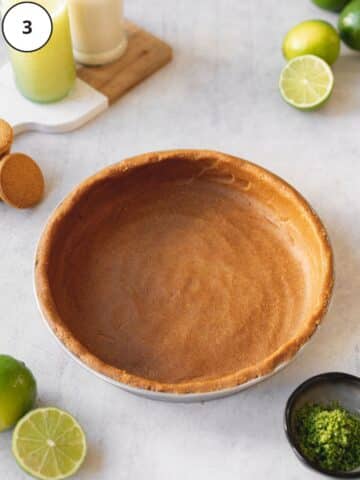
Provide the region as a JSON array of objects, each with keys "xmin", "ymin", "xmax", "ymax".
[
  {"xmin": 279, "ymin": 55, "xmax": 334, "ymax": 110},
  {"xmin": 12, "ymin": 408, "xmax": 87, "ymax": 480}
]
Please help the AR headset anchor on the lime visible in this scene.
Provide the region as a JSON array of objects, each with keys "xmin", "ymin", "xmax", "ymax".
[
  {"xmin": 339, "ymin": 0, "xmax": 360, "ymax": 50},
  {"xmin": 0, "ymin": 354, "xmax": 37, "ymax": 432},
  {"xmin": 12, "ymin": 407, "xmax": 87, "ymax": 480},
  {"xmin": 283, "ymin": 20, "xmax": 341, "ymax": 65},
  {"xmin": 312, "ymin": 0, "xmax": 350, "ymax": 11},
  {"xmin": 279, "ymin": 55, "xmax": 334, "ymax": 110}
]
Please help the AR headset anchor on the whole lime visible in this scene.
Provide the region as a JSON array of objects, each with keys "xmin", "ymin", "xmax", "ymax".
[
  {"xmin": 0, "ymin": 355, "xmax": 37, "ymax": 432},
  {"xmin": 339, "ymin": 0, "xmax": 360, "ymax": 50},
  {"xmin": 312, "ymin": 0, "xmax": 350, "ymax": 11},
  {"xmin": 283, "ymin": 20, "xmax": 341, "ymax": 65}
]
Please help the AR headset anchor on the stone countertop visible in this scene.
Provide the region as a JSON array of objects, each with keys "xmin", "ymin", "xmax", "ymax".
[{"xmin": 0, "ymin": 0, "xmax": 359, "ymax": 478}]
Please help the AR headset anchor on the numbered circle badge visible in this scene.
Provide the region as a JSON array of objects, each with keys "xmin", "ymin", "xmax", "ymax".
[{"xmin": 1, "ymin": 1, "xmax": 53, "ymax": 52}]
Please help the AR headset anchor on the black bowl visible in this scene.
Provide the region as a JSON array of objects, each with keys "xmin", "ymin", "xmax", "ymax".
[{"xmin": 285, "ymin": 372, "xmax": 360, "ymax": 478}]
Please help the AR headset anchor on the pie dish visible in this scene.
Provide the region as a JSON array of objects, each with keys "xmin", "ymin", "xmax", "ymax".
[{"xmin": 35, "ymin": 150, "xmax": 334, "ymax": 397}]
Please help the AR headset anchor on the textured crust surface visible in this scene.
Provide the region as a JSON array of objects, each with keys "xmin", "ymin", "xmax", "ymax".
[{"xmin": 35, "ymin": 150, "xmax": 334, "ymax": 394}]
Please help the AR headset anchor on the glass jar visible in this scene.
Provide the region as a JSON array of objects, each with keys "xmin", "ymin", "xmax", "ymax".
[
  {"xmin": 3, "ymin": 0, "xmax": 76, "ymax": 103},
  {"xmin": 68, "ymin": 0, "xmax": 127, "ymax": 65}
]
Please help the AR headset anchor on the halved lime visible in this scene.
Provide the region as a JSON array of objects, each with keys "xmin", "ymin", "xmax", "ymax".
[
  {"xmin": 12, "ymin": 408, "xmax": 87, "ymax": 480},
  {"xmin": 279, "ymin": 55, "xmax": 334, "ymax": 111}
]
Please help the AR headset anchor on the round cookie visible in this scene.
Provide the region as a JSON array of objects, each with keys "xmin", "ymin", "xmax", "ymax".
[
  {"xmin": 0, "ymin": 153, "xmax": 45, "ymax": 208},
  {"xmin": 0, "ymin": 119, "xmax": 14, "ymax": 156}
]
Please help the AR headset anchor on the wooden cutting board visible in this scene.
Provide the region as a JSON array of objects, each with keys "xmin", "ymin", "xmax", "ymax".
[
  {"xmin": 0, "ymin": 21, "xmax": 172, "ymax": 135},
  {"xmin": 78, "ymin": 21, "xmax": 172, "ymax": 104}
]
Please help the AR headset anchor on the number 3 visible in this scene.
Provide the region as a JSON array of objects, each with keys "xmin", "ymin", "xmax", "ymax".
[{"xmin": 22, "ymin": 20, "xmax": 32, "ymax": 34}]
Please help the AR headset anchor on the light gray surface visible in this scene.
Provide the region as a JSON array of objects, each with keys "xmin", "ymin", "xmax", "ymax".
[{"xmin": 1, "ymin": 0, "xmax": 359, "ymax": 478}]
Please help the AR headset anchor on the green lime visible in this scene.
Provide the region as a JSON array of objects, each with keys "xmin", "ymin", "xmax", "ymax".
[
  {"xmin": 279, "ymin": 55, "xmax": 334, "ymax": 110},
  {"xmin": 339, "ymin": 0, "xmax": 360, "ymax": 50},
  {"xmin": 0, "ymin": 354, "xmax": 37, "ymax": 432},
  {"xmin": 312, "ymin": 0, "xmax": 350, "ymax": 12},
  {"xmin": 283, "ymin": 20, "xmax": 341, "ymax": 65},
  {"xmin": 12, "ymin": 407, "xmax": 87, "ymax": 480}
]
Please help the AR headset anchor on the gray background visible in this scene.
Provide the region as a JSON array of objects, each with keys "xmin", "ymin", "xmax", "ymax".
[{"xmin": 1, "ymin": 0, "xmax": 359, "ymax": 478}]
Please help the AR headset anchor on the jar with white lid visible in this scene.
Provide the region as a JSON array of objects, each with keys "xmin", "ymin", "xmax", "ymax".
[{"xmin": 68, "ymin": 0, "xmax": 127, "ymax": 65}]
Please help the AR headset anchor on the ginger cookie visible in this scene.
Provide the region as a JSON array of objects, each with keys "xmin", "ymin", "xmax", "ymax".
[
  {"xmin": 0, "ymin": 153, "xmax": 45, "ymax": 208},
  {"xmin": 0, "ymin": 119, "xmax": 14, "ymax": 156}
]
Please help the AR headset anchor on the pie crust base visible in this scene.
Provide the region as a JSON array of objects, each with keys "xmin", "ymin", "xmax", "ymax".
[{"xmin": 35, "ymin": 150, "xmax": 334, "ymax": 394}]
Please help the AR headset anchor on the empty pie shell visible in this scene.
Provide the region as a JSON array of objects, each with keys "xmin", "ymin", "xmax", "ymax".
[{"xmin": 35, "ymin": 150, "xmax": 334, "ymax": 398}]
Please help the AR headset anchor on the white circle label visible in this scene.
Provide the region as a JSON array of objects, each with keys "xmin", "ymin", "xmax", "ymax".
[{"xmin": 2, "ymin": 2, "xmax": 53, "ymax": 52}]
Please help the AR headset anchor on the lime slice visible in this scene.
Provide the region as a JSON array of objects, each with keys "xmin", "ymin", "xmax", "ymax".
[
  {"xmin": 12, "ymin": 407, "xmax": 87, "ymax": 480},
  {"xmin": 279, "ymin": 55, "xmax": 334, "ymax": 111}
]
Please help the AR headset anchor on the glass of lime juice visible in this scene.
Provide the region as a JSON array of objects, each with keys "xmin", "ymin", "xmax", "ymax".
[{"xmin": 2, "ymin": 0, "xmax": 76, "ymax": 103}]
